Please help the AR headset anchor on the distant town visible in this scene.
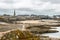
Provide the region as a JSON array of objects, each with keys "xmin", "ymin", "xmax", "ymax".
[{"xmin": 0, "ymin": 10, "xmax": 60, "ymax": 23}]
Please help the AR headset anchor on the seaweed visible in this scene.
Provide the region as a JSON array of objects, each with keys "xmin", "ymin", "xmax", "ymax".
[{"xmin": 0, "ymin": 29, "xmax": 40, "ymax": 40}]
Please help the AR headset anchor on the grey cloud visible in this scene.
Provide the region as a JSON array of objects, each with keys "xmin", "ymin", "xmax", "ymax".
[
  {"xmin": 16, "ymin": 8, "xmax": 60, "ymax": 16},
  {"xmin": 0, "ymin": 9, "xmax": 13, "ymax": 15},
  {"xmin": 40, "ymin": 0, "xmax": 60, "ymax": 4},
  {"xmin": 0, "ymin": 0, "xmax": 19, "ymax": 3},
  {"xmin": 0, "ymin": 8, "xmax": 60, "ymax": 16},
  {"xmin": 4, "ymin": 0, "xmax": 13, "ymax": 3},
  {"xmin": 0, "ymin": 0, "xmax": 13, "ymax": 3}
]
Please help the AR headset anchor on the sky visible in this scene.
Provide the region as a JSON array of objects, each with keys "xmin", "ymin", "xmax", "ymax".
[{"xmin": 0, "ymin": 0, "xmax": 60, "ymax": 16}]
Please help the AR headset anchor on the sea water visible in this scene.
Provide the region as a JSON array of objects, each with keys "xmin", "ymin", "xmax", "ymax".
[{"xmin": 42, "ymin": 27, "xmax": 60, "ymax": 38}]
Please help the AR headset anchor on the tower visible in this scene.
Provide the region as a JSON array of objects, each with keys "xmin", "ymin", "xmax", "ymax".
[
  {"xmin": 14, "ymin": 10, "xmax": 16, "ymax": 17},
  {"xmin": 14, "ymin": 10, "xmax": 16, "ymax": 24}
]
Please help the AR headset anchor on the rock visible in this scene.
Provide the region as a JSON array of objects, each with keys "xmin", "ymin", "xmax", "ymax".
[{"xmin": 0, "ymin": 29, "xmax": 40, "ymax": 40}]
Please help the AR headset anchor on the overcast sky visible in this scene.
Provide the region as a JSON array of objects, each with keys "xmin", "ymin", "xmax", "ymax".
[{"xmin": 0, "ymin": 0, "xmax": 60, "ymax": 16}]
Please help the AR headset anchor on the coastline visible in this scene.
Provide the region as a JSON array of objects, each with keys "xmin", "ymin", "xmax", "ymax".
[{"xmin": 0, "ymin": 19, "xmax": 60, "ymax": 40}]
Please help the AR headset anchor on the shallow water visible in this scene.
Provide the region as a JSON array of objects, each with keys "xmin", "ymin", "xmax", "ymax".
[{"xmin": 42, "ymin": 27, "xmax": 60, "ymax": 38}]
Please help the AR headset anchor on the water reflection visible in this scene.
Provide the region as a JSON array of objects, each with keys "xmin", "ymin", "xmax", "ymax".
[{"xmin": 42, "ymin": 27, "xmax": 60, "ymax": 38}]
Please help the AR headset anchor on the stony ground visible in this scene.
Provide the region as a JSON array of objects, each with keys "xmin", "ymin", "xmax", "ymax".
[{"xmin": 0, "ymin": 19, "xmax": 60, "ymax": 40}]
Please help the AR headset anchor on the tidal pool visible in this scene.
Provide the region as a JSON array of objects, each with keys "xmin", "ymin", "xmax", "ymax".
[{"xmin": 42, "ymin": 27, "xmax": 60, "ymax": 38}]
